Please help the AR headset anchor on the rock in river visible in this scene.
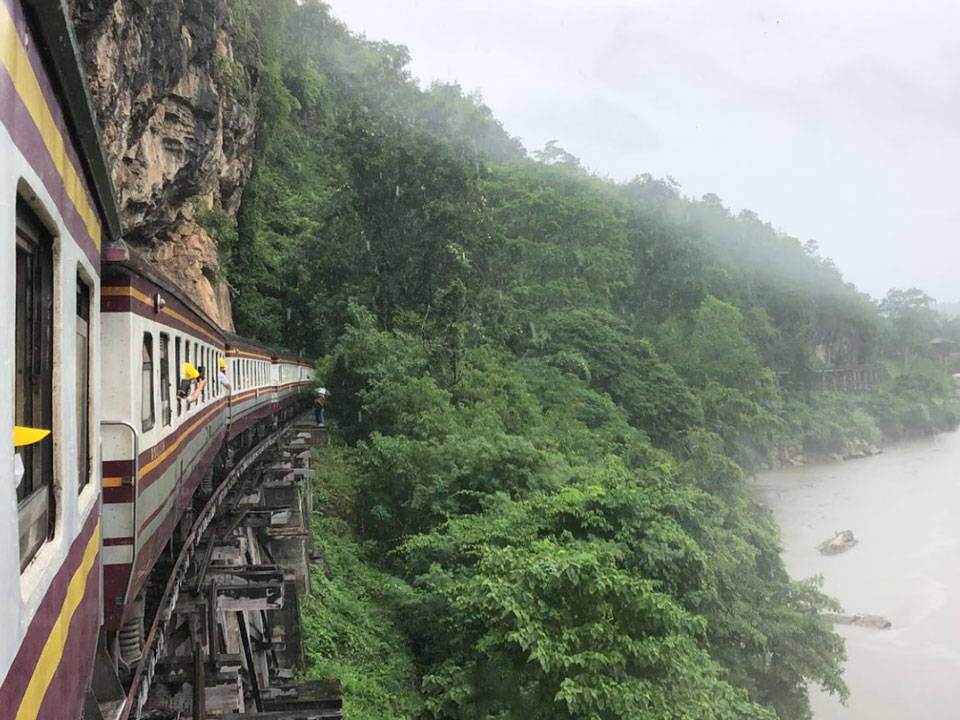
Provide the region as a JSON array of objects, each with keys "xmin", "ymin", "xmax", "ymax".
[
  {"xmin": 822, "ymin": 613, "xmax": 892, "ymax": 630},
  {"xmin": 818, "ymin": 529, "xmax": 858, "ymax": 555}
]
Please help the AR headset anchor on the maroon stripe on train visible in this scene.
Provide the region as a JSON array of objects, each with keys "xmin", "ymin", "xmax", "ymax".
[
  {"xmin": 102, "ymin": 563, "xmax": 131, "ymax": 629},
  {"xmin": 103, "ymin": 537, "xmax": 134, "ymax": 547},
  {"xmin": 1, "ymin": 0, "xmax": 90, "ymax": 178},
  {"xmin": 103, "ymin": 486, "xmax": 134, "ymax": 504},
  {"xmin": 0, "ymin": 508, "xmax": 100, "ymax": 712},
  {"xmin": 0, "ymin": 65, "xmax": 101, "ymax": 271},
  {"xmin": 228, "ymin": 406, "xmax": 275, "ymax": 441},
  {"xmin": 225, "ymin": 336, "xmax": 275, "ymax": 358},
  {"xmin": 100, "ymin": 403, "xmax": 227, "ymax": 501},
  {"xmin": 136, "ymin": 425, "xmax": 225, "ymax": 533},
  {"xmin": 135, "ymin": 407, "xmax": 228, "ymax": 493},
  {"xmin": 103, "ymin": 460, "xmax": 134, "ymax": 477},
  {"xmin": 102, "ymin": 269, "xmax": 224, "ymax": 344},
  {"xmin": 1, "ymin": 0, "xmax": 103, "ymax": 275},
  {"xmin": 101, "ymin": 291, "xmax": 222, "ymax": 347}
]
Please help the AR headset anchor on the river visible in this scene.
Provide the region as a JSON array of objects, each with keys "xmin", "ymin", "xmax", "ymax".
[{"xmin": 753, "ymin": 430, "xmax": 960, "ymax": 719}]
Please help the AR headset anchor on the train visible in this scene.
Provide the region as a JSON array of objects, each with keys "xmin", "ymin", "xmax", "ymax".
[{"xmin": 0, "ymin": 3, "xmax": 315, "ymax": 718}]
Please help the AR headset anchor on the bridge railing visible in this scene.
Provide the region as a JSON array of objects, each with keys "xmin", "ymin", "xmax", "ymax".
[{"xmin": 812, "ymin": 364, "xmax": 888, "ymax": 393}]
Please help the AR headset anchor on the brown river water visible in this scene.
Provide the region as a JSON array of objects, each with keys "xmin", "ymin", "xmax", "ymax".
[{"xmin": 753, "ymin": 429, "xmax": 960, "ymax": 718}]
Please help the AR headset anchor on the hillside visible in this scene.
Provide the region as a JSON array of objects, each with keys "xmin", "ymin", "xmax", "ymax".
[{"xmin": 80, "ymin": 1, "xmax": 960, "ymax": 718}]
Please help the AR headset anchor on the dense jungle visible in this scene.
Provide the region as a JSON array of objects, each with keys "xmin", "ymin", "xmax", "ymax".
[{"xmin": 191, "ymin": 2, "xmax": 960, "ymax": 717}]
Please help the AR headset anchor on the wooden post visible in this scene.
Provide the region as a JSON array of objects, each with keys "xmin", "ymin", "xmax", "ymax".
[{"xmin": 189, "ymin": 614, "xmax": 205, "ymax": 720}]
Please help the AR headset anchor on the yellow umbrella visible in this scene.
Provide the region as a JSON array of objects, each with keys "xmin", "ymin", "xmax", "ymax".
[{"xmin": 14, "ymin": 426, "xmax": 50, "ymax": 447}]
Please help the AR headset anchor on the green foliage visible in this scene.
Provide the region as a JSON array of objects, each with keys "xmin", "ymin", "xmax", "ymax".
[
  {"xmin": 317, "ymin": 318, "xmax": 846, "ymax": 719},
  {"xmin": 220, "ymin": 3, "xmax": 960, "ymax": 717},
  {"xmin": 301, "ymin": 448, "xmax": 422, "ymax": 719}
]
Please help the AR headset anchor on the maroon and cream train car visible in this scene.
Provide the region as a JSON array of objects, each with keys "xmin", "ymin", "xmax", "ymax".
[
  {"xmin": 99, "ymin": 256, "xmax": 229, "ymax": 634},
  {"xmin": 0, "ymin": 1, "xmax": 122, "ymax": 718},
  {"xmin": 224, "ymin": 333, "xmax": 275, "ymax": 441},
  {"xmin": 273, "ymin": 354, "xmax": 316, "ymax": 418}
]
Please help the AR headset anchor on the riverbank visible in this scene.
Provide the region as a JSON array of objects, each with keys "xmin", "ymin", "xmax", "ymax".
[{"xmin": 753, "ymin": 429, "xmax": 960, "ymax": 718}]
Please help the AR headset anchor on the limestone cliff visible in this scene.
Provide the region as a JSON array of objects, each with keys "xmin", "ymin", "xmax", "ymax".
[{"xmin": 69, "ymin": 0, "xmax": 258, "ymax": 331}]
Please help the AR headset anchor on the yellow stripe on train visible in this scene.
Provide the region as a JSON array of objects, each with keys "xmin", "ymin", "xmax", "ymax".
[
  {"xmin": 16, "ymin": 522, "xmax": 100, "ymax": 720},
  {"xmin": 0, "ymin": 2, "xmax": 101, "ymax": 250}
]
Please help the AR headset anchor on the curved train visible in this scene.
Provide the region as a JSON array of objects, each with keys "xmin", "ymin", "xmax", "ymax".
[{"xmin": 0, "ymin": 3, "xmax": 314, "ymax": 718}]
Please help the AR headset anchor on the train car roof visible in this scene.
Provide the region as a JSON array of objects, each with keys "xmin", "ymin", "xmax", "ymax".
[
  {"xmin": 24, "ymin": 0, "xmax": 122, "ymax": 244},
  {"xmin": 103, "ymin": 251, "xmax": 226, "ymax": 344},
  {"xmin": 223, "ymin": 332, "xmax": 275, "ymax": 361},
  {"xmin": 224, "ymin": 333, "xmax": 314, "ymax": 367}
]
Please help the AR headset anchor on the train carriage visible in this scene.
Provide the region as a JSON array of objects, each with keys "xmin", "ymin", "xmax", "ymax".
[
  {"xmin": 274, "ymin": 355, "xmax": 316, "ymax": 419},
  {"xmin": 100, "ymin": 256, "xmax": 229, "ymax": 634},
  {"xmin": 224, "ymin": 333, "xmax": 275, "ymax": 441},
  {"xmin": 0, "ymin": 1, "xmax": 121, "ymax": 717},
  {"xmin": 2, "ymin": 4, "xmax": 318, "ymax": 718}
]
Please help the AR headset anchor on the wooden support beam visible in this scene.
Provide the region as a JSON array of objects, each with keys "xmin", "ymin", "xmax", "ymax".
[
  {"xmin": 237, "ymin": 611, "xmax": 263, "ymax": 712},
  {"xmin": 218, "ymin": 582, "xmax": 284, "ymax": 611},
  {"xmin": 189, "ymin": 614, "xmax": 205, "ymax": 720}
]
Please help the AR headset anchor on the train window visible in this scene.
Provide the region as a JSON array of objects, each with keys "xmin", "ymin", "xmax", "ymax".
[
  {"xmin": 141, "ymin": 333, "xmax": 155, "ymax": 432},
  {"xmin": 15, "ymin": 200, "xmax": 55, "ymax": 570},
  {"xmin": 76, "ymin": 274, "xmax": 91, "ymax": 490},
  {"xmin": 159, "ymin": 334, "xmax": 171, "ymax": 426},
  {"xmin": 175, "ymin": 337, "xmax": 182, "ymax": 417}
]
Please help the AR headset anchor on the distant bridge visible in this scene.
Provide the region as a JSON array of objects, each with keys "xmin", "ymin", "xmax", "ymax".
[
  {"xmin": 775, "ymin": 364, "xmax": 888, "ymax": 393},
  {"xmin": 812, "ymin": 364, "xmax": 888, "ymax": 393}
]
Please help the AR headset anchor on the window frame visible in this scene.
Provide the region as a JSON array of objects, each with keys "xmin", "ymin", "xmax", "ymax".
[
  {"xmin": 15, "ymin": 199, "xmax": 57, "ymax": 571},
  {"xmin": 76, "ymin": 271, "xmax": 91, "ymax": 490},
  {"xmin": 175, "ymin": 336, "xmax": 182, "ymax": 417},
  {"xmin": 141, "ymin": 332, "xmax": 155, "ymax": 432},
  {"xmin": 159, "ymin": 333, "xmax": 171, "ymax": 426}
]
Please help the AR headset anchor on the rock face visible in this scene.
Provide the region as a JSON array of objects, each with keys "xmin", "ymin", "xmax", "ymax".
[
  {"xmin": 69, "ymin": 0, "xmax": 258, "ymax": 330},
  {"xmin": 818, "ymin": 530, "xmax": 858, "ymax": 556}
]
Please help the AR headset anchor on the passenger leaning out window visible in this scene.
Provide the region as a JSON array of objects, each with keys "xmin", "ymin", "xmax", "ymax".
[
  {"xmin": 218, "ymin": 357, "xmax": 232, "ymax": 393},
  {"xmin": 178, "ymin": 362, "xmax": 207, "ymax": 406}
]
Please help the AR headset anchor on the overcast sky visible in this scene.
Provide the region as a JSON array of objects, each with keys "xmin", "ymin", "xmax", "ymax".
[{"xmin": 327, "ymin": 0, "xmax": 960, "ymax": 302}]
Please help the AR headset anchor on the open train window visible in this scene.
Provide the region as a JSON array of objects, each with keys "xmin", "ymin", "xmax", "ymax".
[
  {"xmin": 141, "ymin": 333, "xmax": 155, "ymax": 432},
  {"xmin": 159, "ymin": 334, "xmax": 171, "ymax": 426},
  {"xmin": 175, "ymin": 337, "xmax": 182, "ymax": 417},
  {"xmin": 15, "ymin": 199, "xmax": 56, "ymax": 570},
  {"xmin": 76, "ymin": 273, "xmax": 90, "ymax": 490},
  {"xmin": 184, "ymin": 340, "xmax": 191, "ymax": 409}
]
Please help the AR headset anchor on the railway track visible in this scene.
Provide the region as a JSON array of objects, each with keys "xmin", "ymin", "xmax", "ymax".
[{"xmin": 104, "ymin": 416, "xmax": 341, "ymax": 720}]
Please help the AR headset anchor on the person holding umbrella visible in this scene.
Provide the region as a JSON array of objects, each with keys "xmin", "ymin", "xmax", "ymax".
[{"xmin": 314, "ymin": 387, "xmax": 328, "ymax": 427}]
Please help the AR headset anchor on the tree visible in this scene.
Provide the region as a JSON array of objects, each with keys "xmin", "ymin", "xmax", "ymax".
[{"xmin": 879, "ymin": 288, "xmax": 938, "ymax": 370}]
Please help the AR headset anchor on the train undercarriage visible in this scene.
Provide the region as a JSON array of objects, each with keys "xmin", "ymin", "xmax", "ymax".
[{"xmin": 85, "ymin": 412, "xmax": 340, "ymax": 720}]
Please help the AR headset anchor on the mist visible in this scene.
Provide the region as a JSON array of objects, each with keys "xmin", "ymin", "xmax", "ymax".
[{"xmin": 327, "ymin": 0, "xmax": 960, "ymax": 303}]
